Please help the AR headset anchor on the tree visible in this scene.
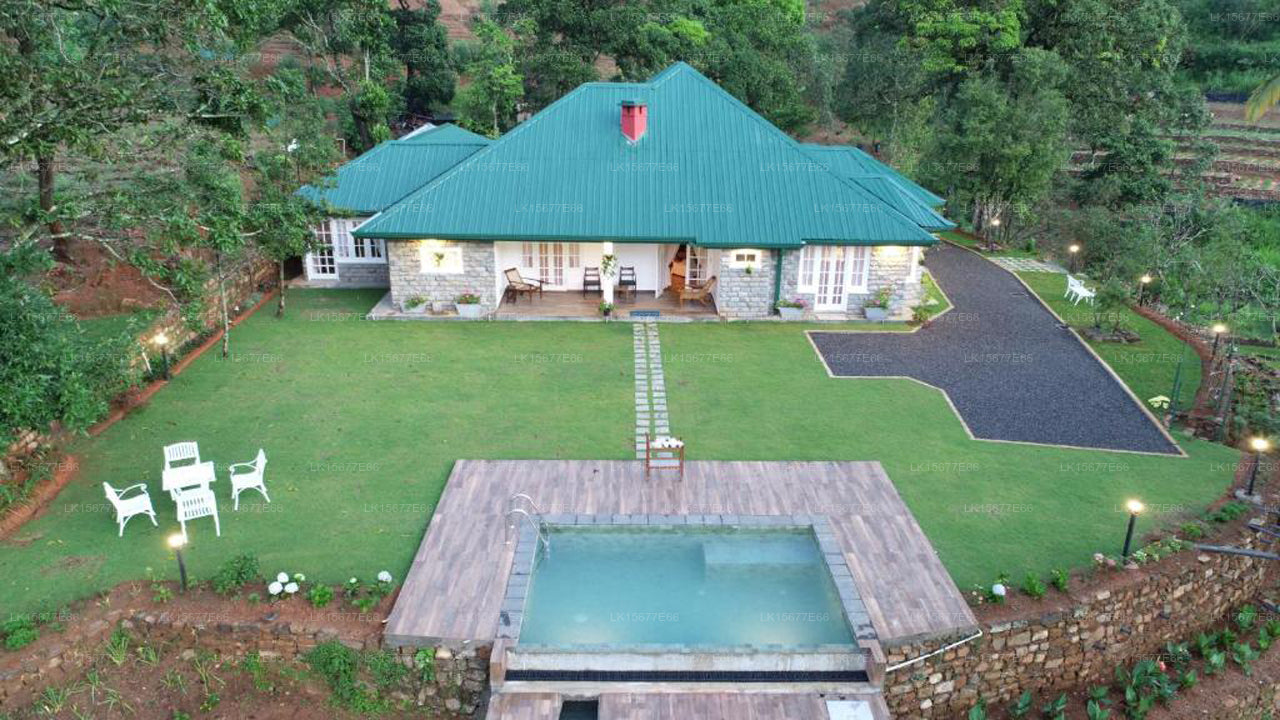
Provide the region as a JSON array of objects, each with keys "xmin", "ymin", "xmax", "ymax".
[
  {"xmin": 0, "ymin": 242, "xmax": 137, "ymax": 446},
  {"xmin": 0, "ymin": 0, "xmax": 262, "ymax": 260},
  {"xmin": 455, "ymin": 18, "xmax": 525, "ymax": 137},
  {"xmin": 391, "ymin": 0, "xmax": 456, "ymax": 116},
  {"xmin": 918, "ymin": 49, "xmax": 1071, "ymax": 246}
]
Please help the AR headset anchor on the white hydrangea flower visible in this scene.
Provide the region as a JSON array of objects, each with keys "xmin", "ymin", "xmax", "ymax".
[
  {"xmin": 349, "ymin": 577, "xmax": 359, "ymax": 585},
  {"xmin": 268, "ymin": 581, "xmax": 283, "ymax": 596},
  {"xmin": 294, "ymin": 573, "xmax": 306, "ymax": 582},
  {"xmin": 276, "ymin": 572, "xmax": 289, "ymax": 583},
  {"xmin": 285, "ymin": 582, "xmax": 299, "ymax": 594},
  {"xmin": 377, "ymin": 571, "xmax": 393, "ymax": 583},
  {"xmin": 992, "ymin": 583, "xmax": 1007, "ymax": 598}
]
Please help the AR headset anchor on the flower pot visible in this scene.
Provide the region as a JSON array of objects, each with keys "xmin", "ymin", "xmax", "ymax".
[
  {"xmin": 404, "ymin": 302, "xmax": 429, "ymax": 315},
  {"xmin": 864, "ymin": 307, "xmax": 889, "ymax": 321},
  {"xmin": 778, "ymin": 306, "xmax": 804, "ymax": 321},
  {"xmin": 431, "ymin": 301, "xmax": 450, "ymax": 314},
  {"xmin": 456, "ymin": 302, "xmax": 485, "ymax": 319}
]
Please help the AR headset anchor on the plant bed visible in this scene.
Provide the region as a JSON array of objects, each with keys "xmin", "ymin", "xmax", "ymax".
[{"xmin": 1081, "ymin": 325, "xmax": 1143, "ymax": 344}]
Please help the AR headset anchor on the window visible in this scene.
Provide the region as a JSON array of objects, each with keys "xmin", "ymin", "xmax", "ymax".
[
  {"xmin": 330, "ymin": 218, "xmax": 385, "ymax": 264},
  {"xmin": 521, "ymin": 242, "xmax": 580, "ymax": 287},
  {"xmin": 686, "ymin": 245, "xmax": 709, "ymax": 284},
  {"xmin": 727, "ymin": 248, "xmax": 762, "ymax": 269},
  {"xmin": 797, "ymin": 246, "xmax": 870, "ymax": 294},
  {"xmin": 847, "ymin": 246, "xmax": 870, "ymax": 292},
  {"xmin": 308, "ymin": 222, "xmax": 337, "ymax": 278},
  {"xmin": 420, "ymin": 242, "xmax": 464, "ymax": 274}
]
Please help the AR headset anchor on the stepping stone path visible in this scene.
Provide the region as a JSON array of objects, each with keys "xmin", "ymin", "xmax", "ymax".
[
  {"xmin": 633, "ymin": 320, "xmax": 670, "ymax": 459},
  {"xmin": 988, "ymin": 256, "xmax": 1066, "ymax": 273}
]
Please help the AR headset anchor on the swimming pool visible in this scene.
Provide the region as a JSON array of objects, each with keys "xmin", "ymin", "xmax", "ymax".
[{"xmin": 517, "ymin": 525, "xmax": 856, "ymax": 648}]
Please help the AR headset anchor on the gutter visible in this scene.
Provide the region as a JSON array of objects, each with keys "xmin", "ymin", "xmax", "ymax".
[
  {"xmin": 885, "ymin": 630, "xmax": 984, "ymax": 673},
  {"xmin": 772, "ymin": 248, "xmax": 784, "ymax": 314}
]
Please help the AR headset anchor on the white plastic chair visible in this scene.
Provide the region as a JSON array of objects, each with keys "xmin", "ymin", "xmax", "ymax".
[
  {"xmin": 228, "ymin": 449, "xmax": 269, "ymax": 510},
  {"xmin": 173, "ymin": 486, "xmax": 220, "ymax": 541},
  {"xmin": 1065, "ymin": 275, "xmax": 1096, "ymax": 306},
  {"xmin": 163, "ymin": 441, "xmax": 201, "ymax": 470},
  {"xmin": 103, "ymin": 482, "xmax": 158, "ymax": 537}
]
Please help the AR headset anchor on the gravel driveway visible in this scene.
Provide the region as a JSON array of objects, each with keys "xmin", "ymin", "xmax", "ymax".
[{"xmin": 808, "ymin": 243, "xmax": 1181, "ymax": 455}]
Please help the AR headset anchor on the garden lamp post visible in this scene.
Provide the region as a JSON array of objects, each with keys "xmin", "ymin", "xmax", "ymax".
[
  {"xmin": 154, "ymin": 332, "xmax": 171, "ymax": 380},
  {"xmin": 1067, "ymin": 244, "xmax": 1080, "ymax": 273},
  {"xmin": 1138, "ymin": 274, "xmax": 1152, "ymax": 306},
  {"xmin": 1246, "ymin": 437, "xmax": 1271, "ymax": 498},
  {"xmin": 169, "ymin": 533, "xmax": 188, "ymax": 592},
  {"xmin": 1121, "ymin": 499, "xmax": 1144, "ymax": 559},
  {"xmin": 1211, "ymin": 323, "xmax": 1228, "ymax": 358}
]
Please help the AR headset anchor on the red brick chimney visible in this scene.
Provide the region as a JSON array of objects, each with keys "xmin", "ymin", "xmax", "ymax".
[{"xmin": 621, "ymin": 100, "xmax": 647, "ymax": 142}]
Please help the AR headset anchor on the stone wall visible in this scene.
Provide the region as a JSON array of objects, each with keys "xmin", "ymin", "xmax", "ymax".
[
  {"xmin": 304, "ymin": 260, "xmax": 390, "ymax": 288},
  {"xmin": 778, "ymin": 245, "xmax": 924, "ymax": 319},
  {"xmin": 0, "ymin": 607, "xmax": 488, "ymax": 716},
  {"xmin": 714, "ymin": 249, "xmax": 778, "ymax": 319},
  {"xmin": 388, "ymin": 239, "xmax": 497, "ymax": 312},
  {"xmin": 883, "ymin": 547, "xmax": 1272, "ymax": 718}
]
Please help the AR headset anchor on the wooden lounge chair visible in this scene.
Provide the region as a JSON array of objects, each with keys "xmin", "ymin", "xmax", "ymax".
[
  {"xmin": 678, "ymin": 276, "xmax": 717, "ymax": 308},
  {"xmin": 582, "ymin": 267, "xmax": 602, "ymax": 297},
  {"xmin": 504, "ymin": 268, "xmax": 545, "ymax": 302}
]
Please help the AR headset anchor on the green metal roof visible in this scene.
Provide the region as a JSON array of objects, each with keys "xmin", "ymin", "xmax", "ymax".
[
  {"xmin": 800, "ymin": 144, "xmax": 946, "ymax": 209},
  {"xmin": 849, "ymin": 176, "xmax": 955, "ymax": 231},
  {"xmin": 354, "ymin": 63, "xmax": 944, "ymax": 247},
  {"xmin": 297, "ymin": 124, "xmax": 489, "ymax": 215}
]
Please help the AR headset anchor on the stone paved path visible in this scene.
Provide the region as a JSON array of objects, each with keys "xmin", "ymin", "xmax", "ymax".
[
  {"xmin": 988, "ymin": 256, "xmax": 1066, "ymax": 273},
  {"xmin": 633, "ymin": 320, "xmax": 670, "ymax": 458}
]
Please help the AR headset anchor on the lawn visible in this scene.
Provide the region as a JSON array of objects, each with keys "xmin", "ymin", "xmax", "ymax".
[
  {"xmin": 1, "ymin": 290, "xmax": 634, "ymax": 615},
  {"xmin": 660, "ymin": 321, "xmax": 1237, "ymax": 589},
  {"xmin": 1018, "ymin": 272, "xmax": 1202, "ymax": 411},
  {"xmin": 2, "ymin": 285, "xmax": 1240, "ymax": 615}
]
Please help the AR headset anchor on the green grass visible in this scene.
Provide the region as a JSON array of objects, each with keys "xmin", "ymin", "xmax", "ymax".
[
  {"xmin": 921, "ymin": 271, "xmax": 951, "ymax": 316},
  {"xmin": 1, "ymin": 285, "xmax": 1239, "ymax": 614},
  {"xmin": 1, "ymin": 290, "xmax": 634, "ymax": 615},
  {"xmin": 938, "ymin": 230, "xmax": 1037, "ymax": 258},
  {"xmin": 661, "ymin": 322, "xmax": 1237, "ymax": 589},
  {"xmin": 1018, "ymin": 273, "xmax": 1202, "ymax": 411},
  {"xmin": 75, "ymin": 309, "xmax": 157, "ymax": 343}
]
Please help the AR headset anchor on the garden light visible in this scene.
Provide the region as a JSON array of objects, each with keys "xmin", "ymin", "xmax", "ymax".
[
  {"xmin": 1067, "ymin": 244, "xmax": 1080, "ymax": 272},
  {"xmin": 168, "ymin": 533, "xmax": 188, "ymax": 592},
  {"xmin": 1122, "ymin": 500, "xmax": 1143, "ymax": 559},
  {"xmin": 154, "ymin": 331, "xmax": 172, "ymax": 380},
  {"xmin": 1138, "ymin": 274, "xmax": 1152, "ymax": 305},
  {"xmin": 1247, "ymin": 437, "xmax": 1272, "ymax": 498},
  {"xmin": 1211, "ymin": 323, "xmax": 1228, "ymax": 357}
]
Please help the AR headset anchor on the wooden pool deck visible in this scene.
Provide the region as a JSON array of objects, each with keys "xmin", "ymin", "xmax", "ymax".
[{"xmin": 385, "ymin": 460, "xmax": 976, "ymax": 649}]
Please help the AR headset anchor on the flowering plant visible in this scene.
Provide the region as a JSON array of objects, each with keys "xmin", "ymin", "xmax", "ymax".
[
  {"xmin": 776, "ymin": 297, "xmax": 808, "ymax": 309},
  {"xmin": 456, "ymin": 292, "xmax": 482, "ymax": 305},
  {"xmin": 268, "ymin": 571, "xmax": 303, "ymax": 599}
]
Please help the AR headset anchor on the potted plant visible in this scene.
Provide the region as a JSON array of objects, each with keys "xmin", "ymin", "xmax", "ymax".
[
  {"xmin": 599, "ymin": 301, "xmax": 614, "ymax": 319},
  {"xmin": 455, "ymin": 292, "xmax": 484, "ymax": 318},
  {"xmin": 403, "ymin": 295, "xmax": 429, "ymax": 315},
  {"xmin": 776, "ymin": 297, "xmax": 808, "ymax": 321},
  {"xmin": 863, "ymin": 286, "xmax": 894, "ymax": 321}
]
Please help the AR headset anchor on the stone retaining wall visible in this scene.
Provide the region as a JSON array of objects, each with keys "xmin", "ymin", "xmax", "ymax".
[
  {"xmin": 883, "ymin": 546, "xmax": 1272, "ymax": 717},
  {"xmin": 0, "ymin": 607, "xmax": 488, "ymax": 716}
]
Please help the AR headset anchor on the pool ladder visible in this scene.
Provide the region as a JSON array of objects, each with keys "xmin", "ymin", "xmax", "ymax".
[{"xmin": 506, "ymin": 494, "xmax": 551, "ymax": 555}]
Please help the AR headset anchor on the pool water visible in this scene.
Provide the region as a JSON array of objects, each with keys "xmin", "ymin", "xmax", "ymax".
[{"xmin": 518, "ymin": 526, "xmax": 855, "ymax": 648}]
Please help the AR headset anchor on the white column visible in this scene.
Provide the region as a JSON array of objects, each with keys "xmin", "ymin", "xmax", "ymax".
[{"xmin": 602, "ymin": 241, "xmax": 615, "ymax": 303}]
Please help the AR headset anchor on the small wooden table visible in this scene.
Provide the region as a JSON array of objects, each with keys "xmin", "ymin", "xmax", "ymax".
[
  {"xmin": 644, "ymin": 434, "xmax": 685, "ymax": 479},
  {"xmin": 162, "ymin": 461, "xmax": 217, "ymax": 497}
]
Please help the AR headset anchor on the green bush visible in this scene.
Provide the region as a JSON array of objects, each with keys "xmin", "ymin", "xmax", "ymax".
[
  {"xmin": 1, "ymin": 618, "xmax": 38, "ymax": 650},
  {"xmin": 210, "ymin": 554, "xmax": 260, "ymax": 596},
  {"xmin": 304, "ymin": 641, "xmax": 386, "ymax": 712},
  {"xmin": 364, "ymin": 650, "xmax": 406, "ymax": 688},
  {"xmin": 0, "ymin": 242, "xmax": 139, "ymax": 449},
  {"xmin": 308, "ymin": 584, "xmax": 334, "ymax": 608},
  {"xmin": 1020, "ymin": 572, "xmax": 1047, "ymax": 600},
  {"xmin": 1050, "ymin": 568, "xmax": 1069, "ymax": 593}
]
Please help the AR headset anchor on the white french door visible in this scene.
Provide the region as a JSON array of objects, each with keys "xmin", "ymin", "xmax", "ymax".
[
  {"xmin": 521, "ymin": 242, "xmax": 579, "ymax": 288},
  {"xmin": 798, "ymin": 246, "xmax": 870, "ymax": 312},
  {"xmin": 307, "ymin": 222, "xmax": 338, "ymax": 279}
]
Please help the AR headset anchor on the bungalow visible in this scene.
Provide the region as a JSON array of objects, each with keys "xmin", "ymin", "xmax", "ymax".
[
  {"xmin": 297, "ymin": 123, "xmax": 491, "ymax": 287},
  {"xmin": 313, "ymin": 62, "xmax": 953, "ymax": 320}
]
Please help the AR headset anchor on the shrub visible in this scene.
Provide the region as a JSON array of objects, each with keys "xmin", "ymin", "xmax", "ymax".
[
  {"xmin": 1237, "ymin": 605, "xmax": 1258, "ymax": 630},
  {"xmin": 1050, "ymin": 568, "xmax": 1069, "ymax": 593},
  {"xmin": 967, "ymin": 698, "xmax": 988, "ymax": 720},
  {"xmin": 2, "ymin": 618, "xmax": 38, "ymax": 650},
  {"xmin": 304, "ymin": 641, "xmax": 385, "ymax": 712},
  {"xmin": 210, "ymin": 554, "xmax": 260, "ymax": 596},
  {"xmin": 1179, "ymin": 522, "xmax": 1205, "ymax": 539},
  {"xmin": 364, "ymin": 650, "xmax": 406, "ymax": 688},
  {"xmin": 1041, "ymin": 693, "xmax": 1067, "ymax": 720},
  {"xmin": 308, "ymin": 584, "xmax": 334, "ymax": 608},
  {"xmin": 1009, "ymin": 690, "xmax": 1034, "ymax": 718},
  {"xmin": 1020, "ymin": 572, "xmax": 1047, "ymax": 600}
]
